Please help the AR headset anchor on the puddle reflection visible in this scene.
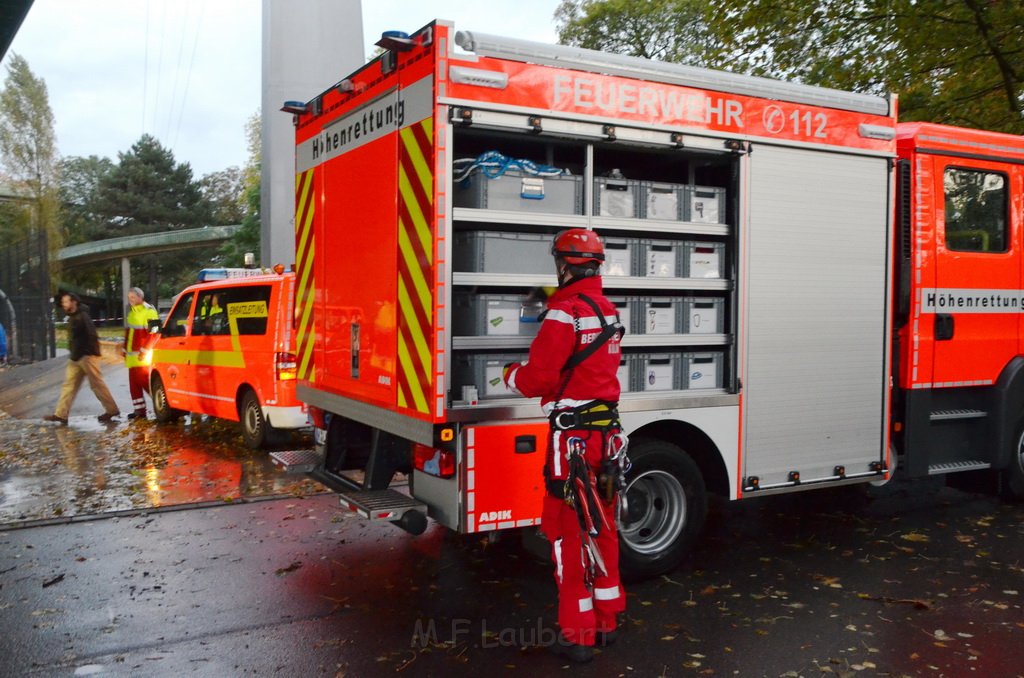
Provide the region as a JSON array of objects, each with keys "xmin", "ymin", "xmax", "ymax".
[{"xmin": 0, "ymin": 414, "xmax": 323, "ymax": 523}]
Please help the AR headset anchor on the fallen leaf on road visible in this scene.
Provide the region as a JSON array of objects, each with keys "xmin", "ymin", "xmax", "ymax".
[
  {"xmin": 275, "ymin": 561, "xmax": 303, "ymax": 576},
  {"xmin": 901, "ymin": 532, "xmax": 930, "ymax": 543},
  {"xmin": 42, "ymin": 573, "xmax": 65, "ymax": 588}
]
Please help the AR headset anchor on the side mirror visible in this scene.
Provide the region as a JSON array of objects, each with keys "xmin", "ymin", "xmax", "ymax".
[{"xmin": 148, "ymin": 319, "xmax": 162, "ymax": 333}]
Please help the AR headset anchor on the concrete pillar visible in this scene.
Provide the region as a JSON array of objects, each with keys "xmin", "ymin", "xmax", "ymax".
[{"xmin": 260, "ymin": 0, "xmax": 364, "ymax": 268}]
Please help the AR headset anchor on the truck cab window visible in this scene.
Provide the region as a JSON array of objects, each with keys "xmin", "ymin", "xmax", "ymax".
[
  {"xmin": 944, "ymin": 167, "xmax": 1007, "ymax": 253},
  {"xmin": 163, "ymin": 292, "xmax": 194, "ymax": 337}
]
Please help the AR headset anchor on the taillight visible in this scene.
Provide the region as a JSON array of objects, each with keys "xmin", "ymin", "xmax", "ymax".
[
  {"xmin": 413, "ymin": 443, "xmax": 456, "ymax": 478},
  {"xmin": 275, "ymin": 352, "xmax": 297, "ymax": 381}
]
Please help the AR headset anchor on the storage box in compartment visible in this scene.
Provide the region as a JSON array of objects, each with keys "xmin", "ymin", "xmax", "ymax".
[
  {"xmin": 602, "ymin": 236, "xmax": 637, "ymax": 277},
  {"xmin": 453, "ymin": 231, "xmax": 552, "ymax": 274},
  {"xmin": 683, "ymin": 241, "xmax": 725, "ymax": 279},
  {"xmin": 453, "ymin": 293, "xmax": 543, "ymax": 337},
  {"xmin": 594, "ymin": 178, "xmax": 641, "ymax": 218},
  {"xmin": 641, "ymin": 182, "xmax": 685, "ymax": 221},
  {"xmin": 607, "ymin": 296, "xmax": 633, "ymax": 334},
  {"xmin": 683, "ymin": 352, "xmax": 724, "ymax": 389},
  {"xmin": 681, "ymin": 297, "xmax": 724, "ymax": 334},
  {"xmin": 635, "ymin": 352, "xmax": 682, "ymax": 391},
  {"xmin": 452, "ymin": 353, "xmax": 528, "ymax": 399},
  {"xmin": 637, "ymin": 297, "xmax": 681, "ymax": 335},
  {"xmin": 454, "ymin": 170, "xmax": 583, "ymax": 215},
  {"xmin": 617, "ymin": 357, "xmax": 632, "ymax": 393},
  {"xmin": 640, "ymin": 239, "xmax": 682, "ymax": 278},
  {"xmin": 684, "ymin": 185, "xmax": 727, "ymax": 224}
]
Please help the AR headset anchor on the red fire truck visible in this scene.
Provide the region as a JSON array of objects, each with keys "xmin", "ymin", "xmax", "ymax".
[{"xmin": 272, "ymin": 20, "xmax": 1024, "ymax": 579}]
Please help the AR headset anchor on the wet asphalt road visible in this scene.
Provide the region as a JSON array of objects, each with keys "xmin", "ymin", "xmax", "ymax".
[
  {"xmin": 1, "ymin": 359, "xmax": 1023, "ymax": 677},
  {"xmin": 1, "ymin": 474, "xmax": 1022, "ymax": 676}
]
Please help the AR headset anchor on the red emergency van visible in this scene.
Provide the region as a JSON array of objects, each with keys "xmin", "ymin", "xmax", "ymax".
[{"xmin": 149, "ymin": 268, "xmax": 306, "ymax": 448}]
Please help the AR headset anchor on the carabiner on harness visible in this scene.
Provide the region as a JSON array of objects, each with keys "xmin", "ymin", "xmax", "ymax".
[
  {"xmin": 564, "ymin": 437, "xmax": 609, "ymax": 538},
  {"xmin": 597, "ymin": 431, "xmax": 631, "ymax": 518}
]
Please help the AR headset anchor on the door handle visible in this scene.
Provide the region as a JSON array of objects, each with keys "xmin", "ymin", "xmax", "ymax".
[{"xmin": 935, "ymin": 313, "xmax": 954, "ymax": 340}]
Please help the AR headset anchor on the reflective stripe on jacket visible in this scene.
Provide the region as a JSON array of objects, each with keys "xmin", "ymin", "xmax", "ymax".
[
  {"xmin": 504, "ymin": 276, "xmax": 622, "ymax": 413},
  {"xmin": 125, "ymin": 301, "xmax": 159, "ymax": 367}
]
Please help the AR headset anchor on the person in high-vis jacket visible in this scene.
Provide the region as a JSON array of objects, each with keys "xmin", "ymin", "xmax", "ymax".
[
  {"xmin": 124, "ymin": 287, "xmax": 160, "ymax": 420},
  {"xmin": 503, "ymin": 228, "xmax": 628, "ymax": 664}
]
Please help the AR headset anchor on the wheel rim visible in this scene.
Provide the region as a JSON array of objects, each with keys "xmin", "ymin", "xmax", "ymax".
[
  {"xmin": 619, "ymin": 469, "xmax": 687, "ymax": 555},
  {"xmin": 1016, "ymin": 429, "xmax": 1024, "ymax": 474},
  {"xmin": 245, "ymin": 399, "xmax": 262, "ymax": 438},
  {"xmin": 154, "ymin": 382, "xmax": 166, "ymax": 412}
]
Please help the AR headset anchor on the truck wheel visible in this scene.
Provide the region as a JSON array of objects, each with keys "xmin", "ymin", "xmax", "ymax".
[
  {"xmin": 1001, "ymin": 422, "xmax": 1024, "ymax": 500},
  {"xmin": 240, "ymin": 389, "xmax": 280, "ymax": 450},
  {"xmin": 618, "ymin": 439, "xmax": 707, "ymax": 582},
  {"xmin": 151, "ymin": 374, "xmax": 183, "ymax": 423}
]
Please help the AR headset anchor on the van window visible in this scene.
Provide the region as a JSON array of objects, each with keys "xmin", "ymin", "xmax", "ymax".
[
  {"xmin": 194, "ymin": 285, "xmax": 272, "ymax": 336},
  {"xmin": 944, "ymin": 167, "xmax": 1008, "ymax": 253},
  {"xmin": 163, "ymin": 292, "xmax": 194, "ymax": 337},
  {"xmin": 194, "ymin": 290, "xmax": 228, "ymax": 336}
]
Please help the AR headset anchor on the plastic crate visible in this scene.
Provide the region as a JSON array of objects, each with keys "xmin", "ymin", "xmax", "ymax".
[
  {"xmin": 452, "ymin": 353, "xmax": 527, "ymax": 399},
  {"xmin": 683, "ymin": 352, "xmax": 724, "ymax": 390},
  {"xmin": 602, "ymin": 236, "xmax": 637, "ymax": 277},
  {"xmin": 594, "ymin": 177, "xmax": 641, "ymax": 218},
  {"xmin": 453, "ymin": 293, "xmax": 543, "ymax": 337},
  {"xmin": 635, "ymin": 352, "xmax": 682, "ymax": 391},
  {"xmin": 453, "ymin": 231, "xmax": 553, "ymax": 274},
  {"xmin": 617, "ymin": 357, "xmax": 633, "ymax": 393},
  {"xmin": 454, "ymin": 169, "xmax": 583, "ymax": 215},
  {"xmin": 607, "ymin": 296, "xmax": 634, "ymax": 334},
  {"xmin": 640, "ymin": 239, "xmax": 682, "ymax": 278},
  {"xmin": 683, "ymin": 241, "xmax": 725, "ymax": 279},
  {"xmin": 682, "ymin": 297, "xmax": 724, "ymax": 334},
  {"xmin": 685, "ymin": 185, "xmax": 727, "ymax": 224},
  {"xmin": 641, "ymin": 182, "xmax": 685, "ymax": 221},
  {"xmin": 637, "ymin": 297, "xmax": 682, "ymax": 335}
]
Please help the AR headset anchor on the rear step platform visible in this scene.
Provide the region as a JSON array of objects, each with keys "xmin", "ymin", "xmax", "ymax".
[
  {"xmin": 270, "ymin": 449, "xmax": 322, "ymax": 474},
  {"xmin": 340, "ymin": 489, "xmax": 427, "ymax": 522}
]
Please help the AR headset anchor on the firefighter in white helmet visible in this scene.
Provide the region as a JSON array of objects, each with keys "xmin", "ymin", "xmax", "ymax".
[{"xmin": 503, "ymin": 228, "xmax": 629, "ymax": 663}]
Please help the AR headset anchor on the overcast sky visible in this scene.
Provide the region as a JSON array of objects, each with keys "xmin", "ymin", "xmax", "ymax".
[{"xmin": 4, "ymin": 0, "xmax": 561, "ymax": 179}]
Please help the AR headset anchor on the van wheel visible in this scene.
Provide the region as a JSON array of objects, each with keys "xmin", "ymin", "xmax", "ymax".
[
  {"xmin": 618, "ymin": 439, "xmax": 707, "ymax": 583},
  {"xmin": 240, "ymin": 389, "xmax": 279, "ymax": 450},
  {"xmin": 1001, "ymin": 421, "xmax": 1024, "ymax": 501},
  {"xmin": 151, "ymin": 374, "xmax": 182, "ymax": 423}
]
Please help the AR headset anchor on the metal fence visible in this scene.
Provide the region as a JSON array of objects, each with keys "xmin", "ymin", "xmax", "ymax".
[{"xmin": 0, "ymin": 229, "xmax": 55, "ymax": 363}]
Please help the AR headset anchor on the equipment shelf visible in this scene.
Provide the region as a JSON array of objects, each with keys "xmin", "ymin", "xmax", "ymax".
[
  {"xmin": 452, "ymin": 333, "xmax": 731, "ymax": 350},
  {"xmin": 452, "ymin": 272, "xmax": 732, "ymax": 290}
]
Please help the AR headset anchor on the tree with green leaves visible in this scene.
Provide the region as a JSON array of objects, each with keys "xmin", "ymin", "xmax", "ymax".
[
  {"xmin": 200, "ymin": 165, "xmax": 245, "ymax": 226},
  {"xmin": 555, "ymin": 0, "xmax": 1024, "ymax": 134},
  {"xmin": 0, "ymin": 52, "xmax": 61, "ymax": 249},
  {"xmin": 91, "ymin": 134, "xmax": 213, "ymax": 299},
  {"xmin": 555, "ymin": 0, "xmax": 721, "ymax": 67},
  {"xmin": 714, "ymin": 0, "xmax": 1024, "ymax": 133},
  {"xmin": 58, "ymin": 155, "xmax": 115, "ymax": 246},
  {"xmin": 219, "ymin": 110, "xmax": 261, "ymax": 267},
  {"xmin": 92, "ymin": 134, "xmax": 210, "ymax": 239}
]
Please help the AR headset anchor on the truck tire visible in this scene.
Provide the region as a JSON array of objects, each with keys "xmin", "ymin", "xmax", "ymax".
[
  {"xmin": 1001, "ymin": 422, "xmax": 1024, "ymax": 501},
  {"xmin": 240, "ymin": 389, "xmax": 281, "ymax": 450},
  {"xmin": 151, "ymin": 374, "xmax": 183, "ymax": 423},
  {"xmin": 618, "ymin": 439, "xmax": 707, "ymax": 582}
]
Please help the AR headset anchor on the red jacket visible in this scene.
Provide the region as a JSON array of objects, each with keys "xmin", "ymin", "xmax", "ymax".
[{"xmin": 504, "ymin": 276, "xmax": 622, "ymax": 413}]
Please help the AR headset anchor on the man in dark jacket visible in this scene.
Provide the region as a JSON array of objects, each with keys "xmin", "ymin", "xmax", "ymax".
[{"xmin": 44, "ymin": 293, "xmax": 120, "ymax": 424}]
